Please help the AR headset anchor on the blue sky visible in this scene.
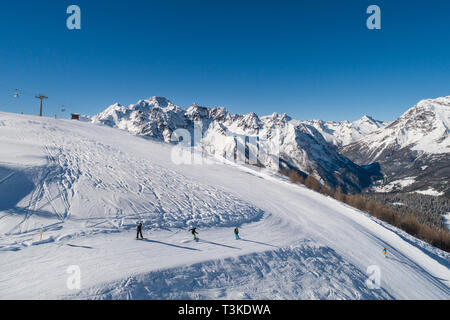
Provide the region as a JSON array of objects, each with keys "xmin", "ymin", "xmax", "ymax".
[{"xmin": 0, "ymin": 0, "xmax": 449, "ymax": 121}]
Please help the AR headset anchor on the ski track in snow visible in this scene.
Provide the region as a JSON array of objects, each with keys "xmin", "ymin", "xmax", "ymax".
[
  {"xmin": 73, "ymin": 241, "xmax": 393, "ymax": 300},
  {"xmin": 0, "ymin": 112, "xmax": 449, "ymax": 300},
  {"xmin": 0, "ymin": 116, "xmax": 263, "ymax": 244}
]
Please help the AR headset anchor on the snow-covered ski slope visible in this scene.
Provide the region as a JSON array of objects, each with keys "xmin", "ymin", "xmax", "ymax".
[{"xmin": 0, "ymin": 112, "xmax": 448, "ymax": 300}]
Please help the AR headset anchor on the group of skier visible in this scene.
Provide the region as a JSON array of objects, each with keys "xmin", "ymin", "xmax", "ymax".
[
  {"xmin": 137, "ymin": 222, "xmax": 389, "ymax": 258},
  {"xmin": 136, "ymin": 222, "xmax": 240, "ymax": 242}
]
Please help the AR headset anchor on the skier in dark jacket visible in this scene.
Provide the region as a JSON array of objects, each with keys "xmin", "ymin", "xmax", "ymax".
[
  {"xmin": 234, "ymin": 227, "xmax": 240, "ymax": 240},
  {"xmin": 136, "ymin": 222, "xmax": 144, "ymax": 239},
  {"xmin": 190, "ymin": 227, "xmax": 199, "ymax": 241}
]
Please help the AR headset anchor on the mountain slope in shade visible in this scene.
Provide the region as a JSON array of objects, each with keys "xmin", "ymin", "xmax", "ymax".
[
  {"xmin": 93, "ymin": 97, "xmax": 378, "ymax": 193},
  {"xmin": 340, "ymin": 96, "xmax": 450, "ymax": 196}
]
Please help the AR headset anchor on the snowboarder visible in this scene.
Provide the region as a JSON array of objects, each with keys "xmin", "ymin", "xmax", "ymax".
[
  {"xmin": 136, "ymin": 222, "xmax": 144, "ymax": 239},
  {"xmin": 190, "ymin": 227, "xmax": 199, "ymax": 241},
  {"xmin": 383, "ymin": 248, "xmax": 387, "ymax": 258},
  {"xmin": 234, "ymin": 227, "xmax": 240, "ymax": 240}
]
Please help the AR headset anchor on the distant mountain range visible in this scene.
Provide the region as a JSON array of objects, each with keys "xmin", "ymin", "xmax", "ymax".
[
  {"xmin": 92, "ymin": 95, "xmax": 449, "ymax": 197},
  {"xmin": 301, "ymin": 115, "xmax": 387, "ymax": 148}
]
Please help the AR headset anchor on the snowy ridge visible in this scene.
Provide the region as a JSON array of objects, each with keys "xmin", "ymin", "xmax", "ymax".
[
  {"xmin": 300, "ymin": 115, "xmax": 386, "ymax": 148},
  {"xmin": 342, "ymin": 96, "xmax": 450, "ymax": 159}
]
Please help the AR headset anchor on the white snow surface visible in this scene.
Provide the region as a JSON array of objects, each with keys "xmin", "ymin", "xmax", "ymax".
[
  {"xmin": 301, "ymin": 115, "xmax": 386, "ymax": 147},
  {"xmin": 0, "ymin": 112, "xmax": 449, "ymax": 300}
]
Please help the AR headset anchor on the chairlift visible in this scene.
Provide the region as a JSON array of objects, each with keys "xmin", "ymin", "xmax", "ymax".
[{"xmin": 13, "ymin": 89, "xmax": 19, "ymax": 98}]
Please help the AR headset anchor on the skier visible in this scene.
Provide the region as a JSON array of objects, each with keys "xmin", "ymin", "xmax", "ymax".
[
  {"xmin": 136, "ymin": 222, "xmax": 144, "ymax": 239},
  {"xmin": 190, "ymin": 227, "xmax": 199, "ymax": 241},
  {"xmin": 383, "ymin": 248, "xmax": 387, "ymax": 258},
  {"xmin": 234, "ymin": 227, "xmax": 240, "ymax": 240}
]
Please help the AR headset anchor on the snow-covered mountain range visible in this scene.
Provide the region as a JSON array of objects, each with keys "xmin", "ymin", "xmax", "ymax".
[
  {"xmin": 92, "ymin": 97, "xmax": 383, "ymax": 193},
  {"xmin": 301, "ymin": 115, "xmax": 386, "ymax": 148},
  {"xmin": 340, "ymin": 96, "xmax": 450, "ymax": 196},
  {"xmin": 92, "ymin": 95, "xmax": 449, "ymax": 197}
]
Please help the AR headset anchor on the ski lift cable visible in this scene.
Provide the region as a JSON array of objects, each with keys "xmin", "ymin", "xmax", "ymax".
[
  {"xmin": 0, "ymin": 81, "xmax": 64, "ymax": 104},
  {"xmin": 0, "ymin": 82, "xmax": 76, "ymax": 114},
  {"xmin": 0, "ymin": 81, "xmax": 95, "ymax": 119}
]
